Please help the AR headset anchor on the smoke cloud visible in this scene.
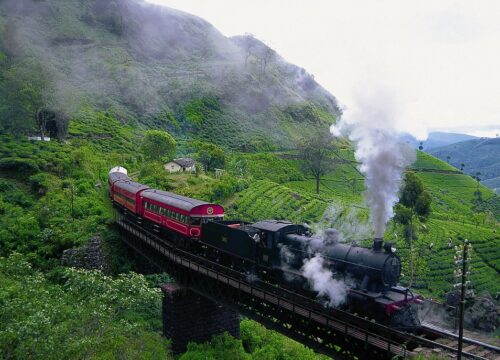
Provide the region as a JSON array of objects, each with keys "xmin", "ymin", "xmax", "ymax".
[
  {"xmin": 331, "ymin": 87, "xmax": 415, "ymax": 237},
  {"xmin": 315, "ymin": 202, "xmax": 373, "ymax": 243},
  {"xmin": 301, "ymin": 254, "xmax": 347, "ymax": 307}
]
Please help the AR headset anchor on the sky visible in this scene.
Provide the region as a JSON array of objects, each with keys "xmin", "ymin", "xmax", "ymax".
[{"xmin": 145, "ymin": 0, "xmax": 500, "ymax": 139}]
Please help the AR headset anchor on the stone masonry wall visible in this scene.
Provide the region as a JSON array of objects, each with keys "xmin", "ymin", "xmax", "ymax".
[{"xmin": 161, "ymin": 283, "xmax": 240, "ymax": 354}]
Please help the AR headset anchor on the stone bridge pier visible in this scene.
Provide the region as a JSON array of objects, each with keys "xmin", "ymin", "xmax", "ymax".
[{"xmin": 161, "ymin": 283, "xmax": 240, "ymax": 354}]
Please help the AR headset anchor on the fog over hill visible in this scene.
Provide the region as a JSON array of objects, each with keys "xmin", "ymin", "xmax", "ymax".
[
  {"xmin": 0, "ymin": 0, "xmax": 339, "ymax": 148},
  {"xmin": 400, "ymin": 131, "xmax": 478, "ymax": 150}
]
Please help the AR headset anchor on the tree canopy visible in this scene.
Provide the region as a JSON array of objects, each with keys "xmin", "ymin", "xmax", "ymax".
[
  {"xmin": 398, "ymin": 172, "xmax": 432, "ymax": 219},
  {"xmin": 298, "ymin": 131, "xmax": 340, "ymax": 194},
  {"xmin": 191, "ymin": 141, "xmax": 226, "ymax": 172},
  {"xmin": 141, "ymin": 130, "xmax": 176, "ymax": 161}
]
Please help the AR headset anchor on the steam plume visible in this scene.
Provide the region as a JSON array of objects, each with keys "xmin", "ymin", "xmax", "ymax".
[
  {"xmin": 331, "ymin": 88, "xmax": 415, "ymax": 237},
  {"xmin": 301, "ymin": 254, "xmax": 347, "ymax": 307}
]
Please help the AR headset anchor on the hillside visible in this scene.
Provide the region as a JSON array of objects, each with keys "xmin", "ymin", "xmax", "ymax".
[
  {"xmin": 400, "ymin": 131, "xmax": 477, "ymax": 150},
  {"xmin": 0, "ymin": 0, "xmax": 339, "ymax": 149},
  {"xmin": 429, "ymin": 137, "xmax": 500, "ymax": 193}
]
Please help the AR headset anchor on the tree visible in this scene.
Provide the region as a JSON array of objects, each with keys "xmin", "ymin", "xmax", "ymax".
[
  {"xmin": 460, "ymin": 163, "xmax": 465, "ymax": 172},
  {"xmin": 140, "ymin": 130, "xmax": 176, "ymax": 161},
  {"xmin": 242, "ymin": 33, "xmax": 255, "ymax": 66},
  {"xmin": 394, "ymin": 172, "xmax": 432, "ymax": 287},
  {"xmin": 418, "ymin": 141, "xmax": 423, "ymax": 151},
  {"xmin": 192, "ymin": 141, "xmax": 226, "ymax": 172},
  {"xmin": 474, "ymin": 171, "xmax": 481, "ymax": 187},
  {"xmin": 446, "ymin": 155, "xmax": 451, "ymax": 164},
  {"xmin": 298, "ymin": 131, "xmax": 340, "ymax": 194}
]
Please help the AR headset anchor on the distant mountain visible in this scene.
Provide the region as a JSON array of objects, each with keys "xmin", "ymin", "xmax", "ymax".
[
  {"xmin": 0, "ymin": 0, "xmax": 339, "ymax": 148},
  {"xmin": 428, "ymin": 137, "xmax": 500, "ymax": 192},
  {"xmin": 400, "ymin": 132, "xmax": 478, "ymax": 150}
]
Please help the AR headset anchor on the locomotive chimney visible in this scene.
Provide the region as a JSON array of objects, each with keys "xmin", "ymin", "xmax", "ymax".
[{"xmin": 373, "ymin": 237, "xmax": 383, "ymax": 252}]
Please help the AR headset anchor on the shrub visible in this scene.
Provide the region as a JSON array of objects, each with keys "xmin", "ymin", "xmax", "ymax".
[{"xmin": 0, "ymin": 157, "xmax": 40, "ymax": 174}]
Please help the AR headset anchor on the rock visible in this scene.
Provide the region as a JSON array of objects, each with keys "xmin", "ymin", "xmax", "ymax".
[
  {"xmin": 61, "ymin": 235, "xmax": 111, "ymax": 274},
  {"xmin": 464, "ymin": 294, "xmax": 499, "ymax": 332}
]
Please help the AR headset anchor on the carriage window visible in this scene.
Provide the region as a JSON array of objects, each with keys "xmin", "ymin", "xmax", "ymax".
[{"xmin": 191, "ymin": 217, "xmax": 201, "ymax": 226}]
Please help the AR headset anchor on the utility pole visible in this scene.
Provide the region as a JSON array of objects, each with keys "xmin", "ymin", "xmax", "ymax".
[{"xmin": 455, "ymin": 238, "xmax": 472, "ymax": 360}]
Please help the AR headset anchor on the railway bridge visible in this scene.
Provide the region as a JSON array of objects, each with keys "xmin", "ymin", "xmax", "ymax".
[{"xmin": 115, "ymin": 214, "xmax": 500, "ymax": 359}]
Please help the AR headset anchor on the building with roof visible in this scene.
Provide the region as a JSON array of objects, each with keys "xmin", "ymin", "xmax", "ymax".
[{"xmin": 164, "ymin": 158, "xmax": 196, "ymax": 173}]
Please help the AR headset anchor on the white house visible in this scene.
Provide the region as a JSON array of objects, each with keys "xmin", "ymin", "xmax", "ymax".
[{"xmin": 164, "ymin": 158, "xmax": 196, "ymax": 173}]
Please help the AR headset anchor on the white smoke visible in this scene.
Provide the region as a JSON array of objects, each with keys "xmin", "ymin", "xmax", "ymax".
[
  {"xmin": 331, "ymin": 87, "xmax": 415, "ymax": 237},
  {"xmin": 301, "ymin": 254, "xmax": 347, "ymax": 307},
  {"xmin": 279, "ymin": 244, "xmax": 300, "ymax": 282},
  {"xmin": 315, "ymin": 203, "xmax": 372, "ymax": 243}
]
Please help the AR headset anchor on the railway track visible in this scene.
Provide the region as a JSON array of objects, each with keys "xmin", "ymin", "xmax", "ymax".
[
  {"xmin": 415, "ymin": 322, "xmax": 500, "ymax": 360},
  {"xmin": 115, "ymin": 213, "xmax": 500, "ymax": 359}
]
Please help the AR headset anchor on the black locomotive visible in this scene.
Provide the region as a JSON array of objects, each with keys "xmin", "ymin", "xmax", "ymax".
[{"xmin": 201, "ymin": 219, "xmax": 422, "ymax": 329}]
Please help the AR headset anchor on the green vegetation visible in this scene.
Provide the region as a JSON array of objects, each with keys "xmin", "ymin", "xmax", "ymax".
[
  {"xmin": 0, "ymin": 0, "xmax": 339, "ymax": 149},
  {"xmin": 179, "ymin": 319, "xmax": 329, "ymax": 360},
  {"xmin": 429, "ymin": 137, "xmax": 500, "ymax": 191},
  {"xmin": 394, "ymin": 172, "xmax": 432, "ymax": 287},
  {"xmin": 141, "ymin": 129, "xmax": 177, "ymax": 161},
  {"xmin": 0, "ymin": 111, "xmax": 498, "ymax": 357},
  {"xmin": 191, "ymin": 141, "xmax": 226, "ymax": 172},
  {"xmin": 227, "ymin": 180, "xmax": 327, "ymax": 223},
  {"xmin": 0, "ymin": 253, "xmax": 169, "ymax": 359}
]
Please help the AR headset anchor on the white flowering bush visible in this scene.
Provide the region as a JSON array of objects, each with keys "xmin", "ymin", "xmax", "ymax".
[{"xmin": 0, "ymin": 254, "xmax": 169, "ymax": 360}]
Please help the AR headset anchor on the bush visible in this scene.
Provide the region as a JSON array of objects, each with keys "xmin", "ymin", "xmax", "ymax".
[
  {"xmin": 211, "ymin": 176, "xmax": 248, "ymax": 202},
  {"xmin": 29, "ymin": 173, "xmax": 51, "ymax": 195},
  {"xmin": 0, "ymin": 157, "xmax": 40, "ymax": 174}
]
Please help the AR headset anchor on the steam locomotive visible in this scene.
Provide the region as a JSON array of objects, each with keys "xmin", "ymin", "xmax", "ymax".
[{"xmin": 108, "ymin": 167, "xmax": 422, "ymax": 329}]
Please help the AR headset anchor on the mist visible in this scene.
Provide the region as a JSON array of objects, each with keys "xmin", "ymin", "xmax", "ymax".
[
  {"xmin": 314, "ymin": 202, "xmax": 373, "ymax": 243},
  {"xmin": 302, "ymin": 254, "xmax": 347, "ymax": 307},
  {"xmin": 331, "ymin": 87, "xmax": 416, "ymax": 237}
]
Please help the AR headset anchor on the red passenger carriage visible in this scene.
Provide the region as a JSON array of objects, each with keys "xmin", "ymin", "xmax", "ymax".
[
  {"xmin": 108, "ymin": 170, "xmax": 224, "ymax": 239},
  {"xmin": 141, "ymin": 189, "xmax": 224, "ymax": 239}
]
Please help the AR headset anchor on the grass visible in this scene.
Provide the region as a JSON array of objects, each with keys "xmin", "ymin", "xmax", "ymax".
[
  {"xmin": 412, "ymin": 151, "xmax": 458, "ymax": 172},
  {"xmin": 227, "ymin": 180, "xmax": 328, "ymax": 224}
]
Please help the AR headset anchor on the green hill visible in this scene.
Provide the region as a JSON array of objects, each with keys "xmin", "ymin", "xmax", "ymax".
[
  {"xmin": 428, "ymin": 137, "xmax": 500, "ymax": 193},
  {"xmin": 0, "ymin": 0, "xmax": 339, "ymax": 149}
]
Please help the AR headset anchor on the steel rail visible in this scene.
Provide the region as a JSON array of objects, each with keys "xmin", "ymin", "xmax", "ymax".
[{"xmin": 422, "ymin": 322, "xmax": 500, "ymax": 354}]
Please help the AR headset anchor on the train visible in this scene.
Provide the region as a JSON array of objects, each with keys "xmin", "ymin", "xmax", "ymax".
[{"xmin": 108, "ymin": 167, "xmax": 423, "ymax": 329}]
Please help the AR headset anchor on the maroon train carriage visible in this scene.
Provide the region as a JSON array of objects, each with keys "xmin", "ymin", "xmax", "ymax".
[
  {"xmin": 140, "ymin": 189, "xmax": 224, "ymax": 239},
  {"xmin": 112, "ymin": 180, "xmax": 149, "ymax": 213},
  {"xmin": 108, "ymin": 171, "xmax": 131, "ymax": 197}
]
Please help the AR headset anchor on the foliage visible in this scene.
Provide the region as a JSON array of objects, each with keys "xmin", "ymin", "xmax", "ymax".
[
  {"xmin": 240, "ymin": 319, "xmax": 329, "ymax": 359},
  {"xmin": 141, "ymin": 129, "xmax": 177, "ymax": 161},
  {"xmin": 180, "ymin": 332, "xmax": 249, "ymax": 360},
  {"xmin": 139, "ymin": 161, "xmax": 173, "ymax": 191},
  {"xmin": 399, "ymin": 172, "xmax": 432, "ymax": 219},
  {"xmin": 394, "ymin": 172, "xmax": 432, "ymax": 287},
  {"xmin": 298, "ymin": 130, "xmax": 340, "ymax": 194},
  {"xmin": 179, "ymin": 319, "xmax": 328, "ymax": 360},
  {"xmin": 0, "ymin": 253, "xmax": 170, "ymax": 360},
  {"xmin": 227, "ymin": 180, "xmax": 327, "ymax": 224},
  {"xmin": 180, "ymin": 97, "xmax": 221, "ymax": 127},
  {"xmin": 191, "ymin": 141, "xmax": 226, "ymax": 172},
  {"xmin": 228, "ymin": 153, "xmax": 304, "ymax": 183}
]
